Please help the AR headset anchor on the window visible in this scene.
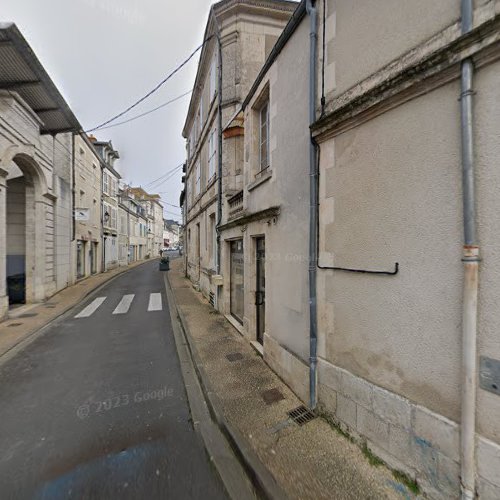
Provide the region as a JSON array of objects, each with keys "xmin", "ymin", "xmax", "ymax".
[
  {"xmin": 259, "ymin": 101, "xmax": 270, "ymax": 172},
  {"xmin": 103, "ymin": 202, "xmax": 110, "ymax": 227},
  {"xmin": 195, "ymin": 161, "xmax": 201, "ymax": 196},
  {"xmin": 199, "ymin": 98, "xmax": 203, "ymax": 131},
  {"xmin": 208, "ymin": 128, "xmax": 217, "ymax": 180},
  {"xmin": 103, "ymin": 172, "xmax": 109, "ymax": 195},
  {"xmin": 210, "ymin": 214, "xmax": 216, "ymax": 269},
  {"xmin": 209, "ymin": 56, "xmax": 217, "ymax": 99}
]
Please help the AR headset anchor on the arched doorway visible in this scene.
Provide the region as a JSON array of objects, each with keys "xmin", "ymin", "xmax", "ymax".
[{"xmin": 0, "ymin": 146, "xmax": 50, "ymax": 317}]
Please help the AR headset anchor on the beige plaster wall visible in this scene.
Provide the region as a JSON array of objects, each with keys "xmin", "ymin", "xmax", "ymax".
[
  {"xmin": 474, "ymin": 60, "xmax": 500, "ymax": 443},
  {"xmin": 220, "ymin": 16, "xmax": 310, "ymax": 368},
  {"xmin": 322, "ymin": 0, "xmax": 494, "ymax": 99},
  {"xmin": 319, "ymin": 80, "xmax": 464, "ymax": 422}
]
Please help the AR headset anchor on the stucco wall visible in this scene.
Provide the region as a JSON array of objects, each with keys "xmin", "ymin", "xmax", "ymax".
[
  {"xmin": 321, "ymin": 0, "xmax": 498, "ymax": 99},
  {"xmin": 183, "ymin": 3, "xmax": 296, "ymax": 304},
  {"xmin": 474, "ymin": 60, "xmax": 500, "ymax": 443},
  {"xmin": 246, "ymin": 17, "xmax": 310, "ymax": 361},
  {"xmin": 319, "ymin": 80, "xmax": 463, "ymax": 421}
]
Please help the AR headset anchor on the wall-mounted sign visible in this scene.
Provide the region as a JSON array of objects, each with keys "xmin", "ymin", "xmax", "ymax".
[{"xmin": 75, "ymin": 208, "xmax": 90, "ymax": 221}]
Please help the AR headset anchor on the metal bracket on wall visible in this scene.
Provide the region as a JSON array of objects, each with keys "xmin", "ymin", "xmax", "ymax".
[{"xmin": 318, "ymin": 262, "xmax": 399, "ymax": 276}]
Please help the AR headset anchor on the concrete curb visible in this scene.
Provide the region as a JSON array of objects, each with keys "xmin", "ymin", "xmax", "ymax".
[
  {"xmin": 0, "ymin": 260, "xmax": 152, "ymax": 364},
  {"xmin": 165, "ymin": 270, "xmax": 288, "ymax": 500}
]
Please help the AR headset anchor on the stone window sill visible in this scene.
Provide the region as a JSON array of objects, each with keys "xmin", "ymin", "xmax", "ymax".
[{"xmin": 248, "ymin": 169, "xmax": 272, "ymax": 192}]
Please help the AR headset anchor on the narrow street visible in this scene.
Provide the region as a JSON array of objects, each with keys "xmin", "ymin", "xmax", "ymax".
[{"xmin": 0, "ymin": 260, "xmax": 227, "ymax": 500}]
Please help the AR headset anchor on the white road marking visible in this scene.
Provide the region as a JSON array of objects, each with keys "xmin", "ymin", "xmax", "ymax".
[
  {"xmin": 75, "ymin": 297, "xmax": 107, "ymax": 318},
  {"xmin": 113, "ymin": 294, "xmax": 135, "ymax": 315},
  {"xmin": 148, "ymin": 293, "xmax": 162, "ymax": 312}
]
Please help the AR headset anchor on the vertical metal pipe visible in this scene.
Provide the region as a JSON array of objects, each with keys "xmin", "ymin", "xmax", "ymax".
[
  {"xmin": 217, "ymin": 31, "xmax": 223, "ymax": 276},
  {"xmin": 459, "ymin": 1, "xmax": 479, "ymax": 498},
  {"xmin": 306, "ymin": 0, "xmax": 318, "ymax": 409}
]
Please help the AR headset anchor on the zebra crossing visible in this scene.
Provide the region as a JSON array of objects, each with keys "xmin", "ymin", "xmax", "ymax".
[{"xmin": 74, "ymin": 293, "xmax": 163, "ymax": 318}]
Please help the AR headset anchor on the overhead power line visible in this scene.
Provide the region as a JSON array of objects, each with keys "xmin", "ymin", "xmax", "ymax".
[
  {"xmin": 95, "ymin": 90, "xmax": 192, "ymax": 131},
  {"xmin": 149, "ymin": 171, "xmax": 183, "ymax": 191},
  {"xmin": 85, "ymin": 35, "xmax": 214, "ymax": 133},
  {"xmin": 143, "ymin": 163, "xmax": 184, "ymax": 189},
  {"xmin": 146, "ymin": 166, "xmax": 183, "ymax": 191}
]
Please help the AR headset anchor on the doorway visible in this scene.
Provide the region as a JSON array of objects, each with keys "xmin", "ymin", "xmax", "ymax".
[
  {"xmin": 76, "ymin": 241, "xmax": 85, "ymax": 279},
  {"xmin": 90, "ymin": 242, "xmax": 98, "ymax": 274},
  {"xmin": 196, "ymin": 222, "xmax": 201, "ymax": 282},
  {"xmin": 6, "ymin": 174, "xmax": 26, "ymax": 305},
  {"xmin": 230, "ymin": 240, "xmax": 244, "ymax": 324},
  {"xmin": 255, "ymin": 238, "xmax": 265, "ymax": 344}
]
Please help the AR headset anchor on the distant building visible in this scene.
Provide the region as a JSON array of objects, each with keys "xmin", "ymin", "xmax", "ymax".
[
  {"xmin": 90, "ymin": 138, "xmax": 121, "ymax": 271},
  {"xmin": 128, "ymin": 187, "xmax": 163, "ymax": 258},
  {"xmin": 162, "ymin": 219, "xmax": 180, "ymax": 248},
  {"xmin": 73, "ymin": 134, "xmax": 103, "ymax": 280}
]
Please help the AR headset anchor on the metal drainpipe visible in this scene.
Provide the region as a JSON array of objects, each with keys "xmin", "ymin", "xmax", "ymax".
[
  {"xmin": 212, "ymin": 8, "xmax": 224, "ymax": 310},
  {"xmin": 71, "ymin": 133, "xmax": 76, "ymax": 242},
  {"xmin": 306, "ymin": 0, "xmax": 319, "ymax": 409},
  {"xmin": 460, "ymin": 1, "xmax": 479, "ymax": 498}
]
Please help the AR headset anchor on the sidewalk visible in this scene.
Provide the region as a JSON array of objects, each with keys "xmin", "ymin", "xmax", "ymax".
[
  {"xmin": 0, "ymin": 259, "xmax": 152, "ymax": 361},
  {"xmin": 167, "ymin": 259, "xmax": 419, "ymax": 500}
]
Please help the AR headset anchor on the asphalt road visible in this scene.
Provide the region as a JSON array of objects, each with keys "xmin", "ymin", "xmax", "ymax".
[{"xmin": 0, "ymin": 260, "xmax": 227, "ymax": 500}]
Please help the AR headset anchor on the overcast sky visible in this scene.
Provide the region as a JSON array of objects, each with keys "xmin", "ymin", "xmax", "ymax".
[{"xmin": 2, "ymin": 0, "xmax": 215, "ymax": 222}]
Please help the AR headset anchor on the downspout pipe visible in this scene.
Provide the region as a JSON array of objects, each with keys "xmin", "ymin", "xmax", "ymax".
[
  {"xmin": 306, "ymin": 0, "xmax": 319, "ymax": 409},
  {"xmin": 460, "ymin": 1, "xmax": 479, "ymax": 499},
  {"xmin": 216, "ymin": 30, "xmax": 223, "ymax": 277},
  {"xmin": 212, "ymin": 8, "xmax": 224, "ymax": 310},
  {"xmin": 71, "ymin": 133, "xmax": 76, "ymax": 242}
]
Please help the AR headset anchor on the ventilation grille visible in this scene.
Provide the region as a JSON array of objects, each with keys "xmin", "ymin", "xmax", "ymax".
[
  {"xmin": 209, "ymin": 292, "xmax": 216, "ymax": 307},
  {"xmin": 287, "ymin": 405, "xmax": 316, "ymax": 426}
]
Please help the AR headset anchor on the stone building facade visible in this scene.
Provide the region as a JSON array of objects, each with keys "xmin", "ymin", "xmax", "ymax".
[
  {"xmin": 91, "ymin": 139, "xmax": 121, "ymax": 272},
  {"xmin": 72, "ymin": 133, "xmax": 102, "ymax": 280},
  {"xmin": 128, "ymin": 187, "xmax": 164, "ymax": 258},
  {"xmin": 181, "ymin": 0, "xmax": 297, "ymax": 306},
  {"xmin": 0, "ymin": 23, "xmax": 81, "ymax": 319}
]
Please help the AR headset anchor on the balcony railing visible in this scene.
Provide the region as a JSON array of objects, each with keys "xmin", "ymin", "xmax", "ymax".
[{"xmin": 228, "ymin": 190, "xmax": 244, "ymax": 219}]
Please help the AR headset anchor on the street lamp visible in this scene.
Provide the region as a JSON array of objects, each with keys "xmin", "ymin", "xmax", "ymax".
[{"xmin": 104, "ymin": 211, "xmax": 110, "ymax": 224}]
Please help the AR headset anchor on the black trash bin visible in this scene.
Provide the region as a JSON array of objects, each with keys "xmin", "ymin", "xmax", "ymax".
[
  {"xmin": 7, "ymin": 274, "xmax": 26, "ymax": 304},
  {"xmin": 159, "ymin": 257, "xmax": 170, "ymax": 271}
]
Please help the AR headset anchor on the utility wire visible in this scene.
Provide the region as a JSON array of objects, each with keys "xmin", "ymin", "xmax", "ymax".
[
  {"xmin": 143, "ymin": 163, "xmax": 184, "ymax": 188},
  {"xmin": 85, "ymin": 35, "xmax": 214, "ymax": 133},
  {"xmin": 146, "ymin": 165, "xmax": 183, "ymax": 191},
  {"xmin": 94, "ymin": 90, "xmax": 192, "ymax": 131}
]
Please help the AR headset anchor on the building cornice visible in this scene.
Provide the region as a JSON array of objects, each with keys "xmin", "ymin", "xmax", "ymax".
[
  {"xmin": 312, "ymin": 11, "xmax": 500, "ymax": 142},
  {"xmin": 218, "ymin": 205, "xmax": 280, "ymax": 231}
]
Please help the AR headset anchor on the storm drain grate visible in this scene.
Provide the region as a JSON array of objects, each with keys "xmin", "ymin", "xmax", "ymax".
[
  {"xmin": 287, "ymin": 405, "xmax": 316, "ymax": 426},
  {"xmin": 209, "ymin": 292, "xmax": 216, "ymax": 307},
  {"xmin": 19, "ymin": 313, "xmax": 38, "ymax": 318},
  {"xmin": 226, "ymin": 352, "xmax": 244, "ymax": 362},
  {"xmin": 8, "ymin": 323, "xmax": 23, "ymax": 327}
]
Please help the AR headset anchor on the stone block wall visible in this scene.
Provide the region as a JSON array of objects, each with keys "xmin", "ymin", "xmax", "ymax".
[{"xmin": 318, "ymin": 359, "xmax": 500, "ymax": 499}]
